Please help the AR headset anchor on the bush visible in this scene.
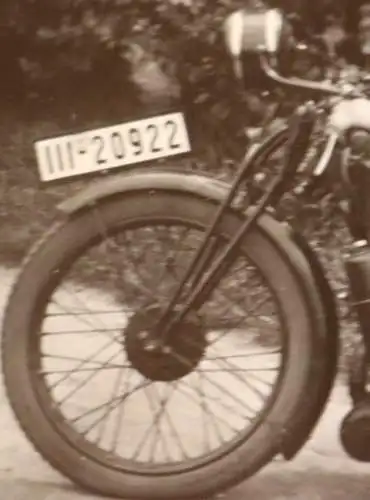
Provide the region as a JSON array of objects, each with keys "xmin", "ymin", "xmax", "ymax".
[
  {"xmin": 0, "ymin": 1, "xmax": 354, "ymax": 155},
  {"xmin": 0, "ymin": 0, "xmax": 362, "ymax": 370}
]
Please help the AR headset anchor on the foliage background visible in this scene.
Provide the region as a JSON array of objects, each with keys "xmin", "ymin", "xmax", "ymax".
[{"xmin": 0, "ymin": 0, "xmax": 360, "ymax": 367}]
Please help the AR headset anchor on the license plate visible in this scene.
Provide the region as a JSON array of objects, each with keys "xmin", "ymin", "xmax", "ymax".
[{"xmin": 35, "ymin": 112, "xmax": 191, "ymax": 182}]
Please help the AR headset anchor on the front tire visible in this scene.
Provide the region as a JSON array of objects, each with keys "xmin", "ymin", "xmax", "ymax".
[{"xmin": 2, "ymin": 191, "xmax": 324, "ymax": 499}]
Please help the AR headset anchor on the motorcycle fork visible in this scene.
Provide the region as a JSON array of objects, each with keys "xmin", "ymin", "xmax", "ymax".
[{"xmin": 155, "ymin": 108, "xmax": 315, "ymax": 345}]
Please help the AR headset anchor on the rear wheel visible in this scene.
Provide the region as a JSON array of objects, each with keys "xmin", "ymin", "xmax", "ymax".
[{"xmin": 2, "ymin": 191, "xmax": 322, "ymax": 499}]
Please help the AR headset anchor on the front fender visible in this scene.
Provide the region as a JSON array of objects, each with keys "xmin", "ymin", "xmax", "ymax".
[
  {"xmin": 280, "ymin": 226, "xmax": 339, "ymax": 459},
  {"xmin": 58, "ymin": 169, "xmax": 228, "ymax": 215},
  {"xmin": 58, "ymin": 169, "xmax": 339, "ymax": 459}
]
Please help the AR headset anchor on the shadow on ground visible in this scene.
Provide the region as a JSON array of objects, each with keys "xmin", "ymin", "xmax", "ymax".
[{"xmin": 229, "ymin": 468, "xmax": 370, "ymax": 500}]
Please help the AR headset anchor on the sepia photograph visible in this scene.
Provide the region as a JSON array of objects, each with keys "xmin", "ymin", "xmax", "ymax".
[{"xmin": 1, "ymin": 1, "xmax": 370, "ymax": 499}]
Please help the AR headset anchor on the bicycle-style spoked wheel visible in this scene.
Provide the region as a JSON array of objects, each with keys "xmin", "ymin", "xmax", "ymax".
[{"xmin": 2, "ymin": 191, "xmax": 320, "ymax": 499}]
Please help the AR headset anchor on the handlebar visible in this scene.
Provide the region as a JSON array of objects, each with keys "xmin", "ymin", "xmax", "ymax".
[{"xmin": 260, "ymin": 56, "xmax": 362, "ymax": 98}]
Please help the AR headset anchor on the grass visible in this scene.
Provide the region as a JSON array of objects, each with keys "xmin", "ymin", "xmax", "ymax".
[{"xmin": 0, "ymin": 118, "xmax": 77, "ymax": 265}]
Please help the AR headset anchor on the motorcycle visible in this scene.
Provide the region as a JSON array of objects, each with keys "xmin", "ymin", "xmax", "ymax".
[{"xmin": 3, "ymin": 6, "xmax": 370, "ymax": 500}]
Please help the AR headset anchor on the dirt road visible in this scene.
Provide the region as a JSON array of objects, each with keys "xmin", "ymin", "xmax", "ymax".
[{"xmin": 0, "ymin": 267, "xmax": 370, "ymax": 499}]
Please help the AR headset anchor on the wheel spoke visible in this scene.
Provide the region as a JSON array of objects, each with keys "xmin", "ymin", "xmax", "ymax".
[
  {"xmin": 30, "ymin": 218, "xmax": 285, "ymax": 471},
  {"xmin": 196, "ymin": 371, "xmax": 225, "ymax": 450},
  {"xmin": 207, "ymin": 349, "xmax": 281, "ymax": 359},
  {"xmin": 170, "ymin": 349, "xmax": 263, "ymax": 417},
  {"xmin": 176, "ymin": 380, "xmax": 241, "ymax": 434},
  {"xmin": 198, "ymin": 366, "xmax": 278, "ymax": 373},
  {"xmin": 41, "ymin": 326, "xmax": 123, "ymax": 337},
  {"xmin": 54, "ymin": 350, "xmax": 121, "ymax": 405},
  {"xmin": 45, "ymin": 298, "xmax": 125, "ymax": 347},
  {"xmin": 91, "ymin": 206, "xmax": 156, "ymax": 302},
  {"xmin": 43, "ymin": 336, "xmax": 120, "ymax": 391},
  {"xmin": 109, "ymin": 368, "xmax": 133, "ymax": 453},
  {"xmin": 131, "ymin": 381, "xmax": 179, "ymax": 461},
  {"xmin": 40, "ymin": 364, "xmax": 129, "ymax": 376},
  {"xmin": 207, "ymin": 294, "xmax": 273, "ymax": 348},
  {"xmin": 205, "ymin": 356, "xmax": 272, "ymax": 403},
  {"xmin": 70, "ymin": 378, "xmax": 150, "ymax": 426},
  {"xmin": 46, "ymin": 309, "xmax": 126, "ymax": 317},
  {"xmin": 93, "ymin": 365, "xmax": 127, "ymax": 446},
  {"xmin": 144, "ymin": 385, "xmax": 173, "ymax": 462}
]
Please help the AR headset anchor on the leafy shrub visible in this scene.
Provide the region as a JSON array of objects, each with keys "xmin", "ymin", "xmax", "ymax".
[{"xmin": 0, "ymin": 0, "xmax": 363, "ymax": 370}]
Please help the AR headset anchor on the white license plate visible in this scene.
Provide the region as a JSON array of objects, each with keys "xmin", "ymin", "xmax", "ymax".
[{"xmin": 35, "ymin": 112, "xmax": 191, "ymax": 182}]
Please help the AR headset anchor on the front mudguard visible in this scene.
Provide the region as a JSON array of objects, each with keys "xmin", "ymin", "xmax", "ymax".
[
  {"xmin": 279, "ymin": 226, "xmax": 339, "ymax": 459},
  {"xmin": 58, "ymin": 169, "xmax": 339, "ymax": 460}
]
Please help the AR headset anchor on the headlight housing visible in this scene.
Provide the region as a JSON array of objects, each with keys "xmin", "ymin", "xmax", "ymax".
[{"xmin": 223, "ymin": 7, "xmax": 294, "ymax": 87}]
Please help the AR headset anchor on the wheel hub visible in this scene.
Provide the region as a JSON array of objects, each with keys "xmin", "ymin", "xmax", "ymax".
[{"xmin": 124, "ymin": 306, "xmax": 207, "ymax": 382}]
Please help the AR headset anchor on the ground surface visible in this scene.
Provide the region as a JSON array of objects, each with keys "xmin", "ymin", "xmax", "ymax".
[{"xmin": 0, "ymin": 267, "xmax": 370, "ymax": 500}]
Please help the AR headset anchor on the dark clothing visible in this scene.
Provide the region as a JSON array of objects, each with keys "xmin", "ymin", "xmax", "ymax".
[{"xmin": 264, "ymin": 0, "xmax": 370, "ymax": 65}]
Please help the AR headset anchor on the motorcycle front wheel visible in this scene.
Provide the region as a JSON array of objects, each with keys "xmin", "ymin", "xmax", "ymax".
[{"xmin": 2, "ymin": 190, "xmax": 322, "ymax": 499}]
